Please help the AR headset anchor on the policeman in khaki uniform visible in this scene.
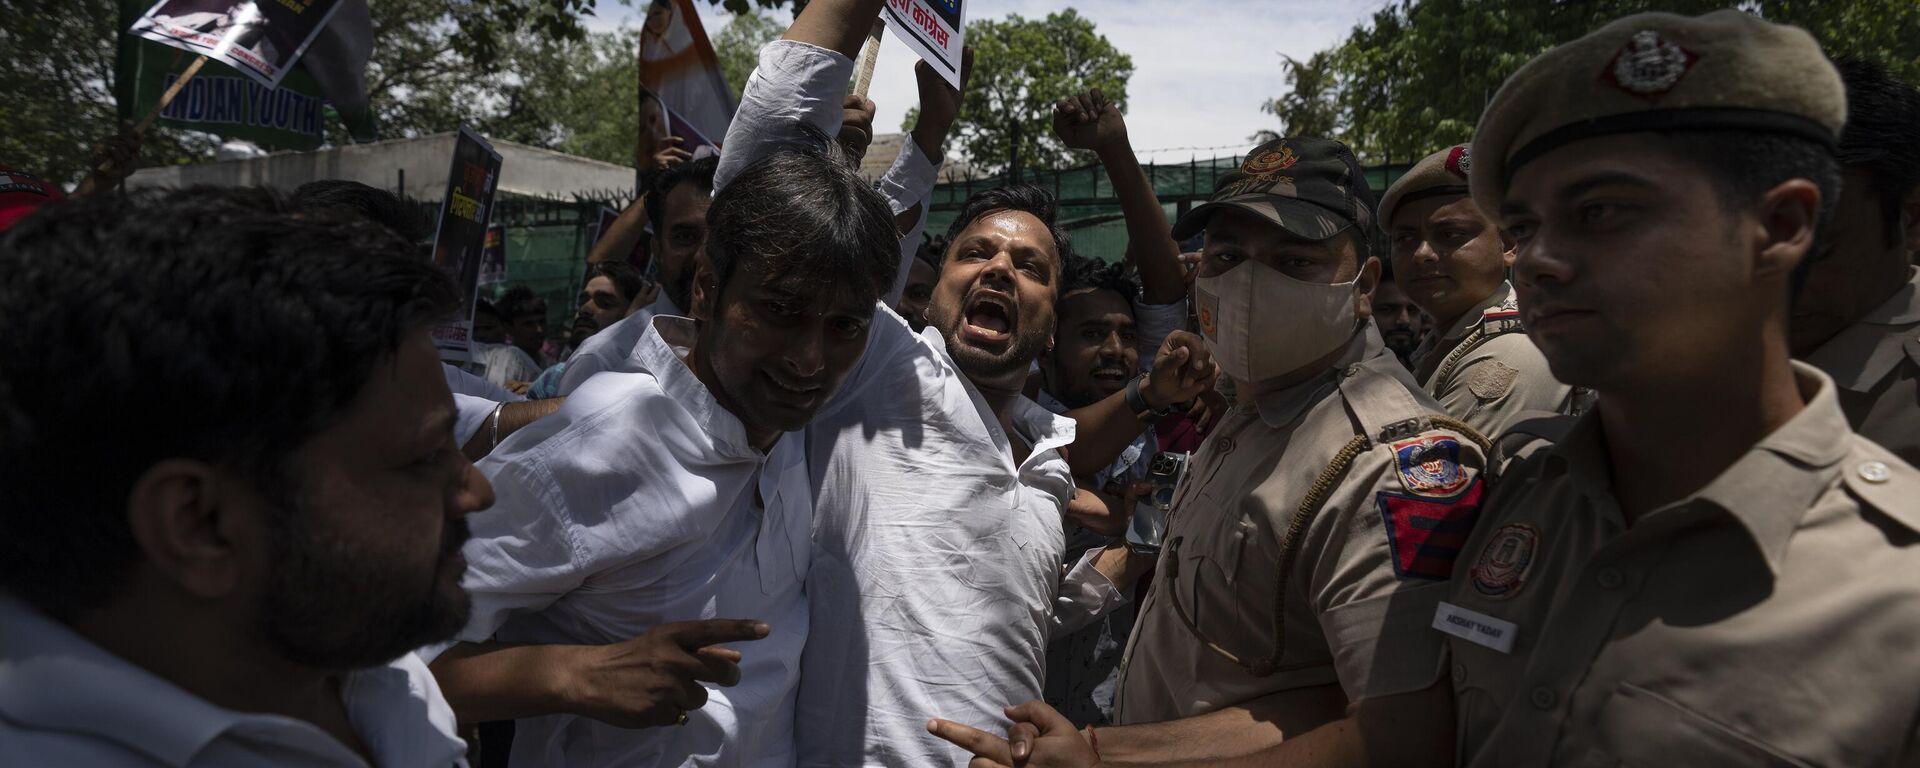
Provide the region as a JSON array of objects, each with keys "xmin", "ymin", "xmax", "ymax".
[
  {"xmin": 1435, "ymin": 11, "xmax": 1920, "ymax": 767},
  {"xmin": 1041, "ymin": 137, "xmax": 1489, "ymax": 763},
  {"xmin": 932, "ymin": 11, "xmax": 1920, "ymax": 768},
  {"xmin": 1379, "ymin": 144, "xmax": 1582, "ymax": 440},
  {"xmin": 1792, "ymin": 60, "xmax": 1920, "ymax": 466}
]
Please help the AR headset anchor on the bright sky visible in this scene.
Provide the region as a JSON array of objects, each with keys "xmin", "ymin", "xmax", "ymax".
[{"xmin": 590, "ymin": 0, "xmax": 1386, "ymax": 163}]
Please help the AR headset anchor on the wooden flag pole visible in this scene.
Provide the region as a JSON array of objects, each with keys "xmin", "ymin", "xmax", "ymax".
[
  {"xmin": 851, "ymin": 20, "xmax": 884, "ymax": 99},
  {"xmin": 134, "ymin": 54, "xmax": 211, "ymax": 134}
]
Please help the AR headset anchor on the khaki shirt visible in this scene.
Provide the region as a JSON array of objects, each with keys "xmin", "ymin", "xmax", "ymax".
[
  {"xmin": 1805, "ymin": 266, "xmax": 1920, "ymax": 466},
  {"xmin": 1442, "ymin": 363, "xmax": 1920, "ymax": 767},
  {"xmin": 1115, "ymin": 323, "xmax": 1489, "ymax": 724},
  {"xmin": 1412, "ymin": 282, "xmax": 1579, "ymax": 440}
]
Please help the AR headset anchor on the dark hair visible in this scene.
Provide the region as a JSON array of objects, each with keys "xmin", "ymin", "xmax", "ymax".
[
  {"xmin": 0, "ymin": 187, "xmax": 459, "ymax": 616},
  {"xmin": 1665, "ymin": 130, "xmax": 1842, "ymax": 247},
  {"xmin": 644, "ymin": 156, "xmax": 719, "ymax": 235},
  {"xmin": 475, "ymin": 297, "xmax": 500, "ymax": 321},
  {"xmin": 945, "ymin": 184, "xmax": 1072, "ymax": 279},
  {"xmin": 1837, "ymin": 58, "xmax": 1920, "ymax": 247},
  {"xmin": 584, "ymin": 260, "xmax": 646, "ymax": 305},
  {"xmin": 916, "ymin": 233, "xmax": 948, "ymax": 270},
  {"xmin": 289, "ymin": 180, "xmax": 430, "ymax": 242},
  {"xmin": 1059, "ymin": 253, "xmax": 1137, "ymax": 302},
  {"xmin": 496, "ymin": 285, "xmax": 547, "ymax": 321},
  {"xmin": 704, "ymin": 129, "xmax": 899, "ymax": 305}
]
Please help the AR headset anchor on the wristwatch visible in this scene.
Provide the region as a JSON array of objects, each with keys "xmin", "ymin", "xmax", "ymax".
[{"xmin": 1124, "ymin": 375, "xmax": 1167, "ymax": 422}]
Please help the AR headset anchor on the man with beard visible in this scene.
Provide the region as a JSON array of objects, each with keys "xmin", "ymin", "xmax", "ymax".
[
  {"xmin": 710, "ymin": 4, "xmax": 1218, "ymax": 765},
  {"xmin": 1380, "ymin": 143, "xmax": 1580, "ymax": 439},
  {"xmin": 424, "ymin": 131, "xmax": 903, "ymax": 766},
  {"xmin": 961, "ymin": 12, "xmax": 1920, "ymax": 768},
  {"xmin": 1791, "ymin": 59, "xmax": 1920, "ymax": 465},
  {"xmin": 933, "ymin": 135, "xmax": 1491, "ymax": 766},
  {"xmin": 1372, "ymin": 259, "xmax": 1428, "ymax": 369},
  {"xmin": 0, "ymin": 187, "xmax": 490, "ymax": 765}
]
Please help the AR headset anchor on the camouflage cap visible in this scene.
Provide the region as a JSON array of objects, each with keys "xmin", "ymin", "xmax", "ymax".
[
  {"xmin": 1171, "ymin": 136, "xmax": 1375, "ymax": 242},
  {"xmin": 1377, "ymin": 144, "xmax": 1473, "ymax": 231},
  {"xmin": 1470, "ymin": 10, "xmax": 1846, "ymax": 220}
]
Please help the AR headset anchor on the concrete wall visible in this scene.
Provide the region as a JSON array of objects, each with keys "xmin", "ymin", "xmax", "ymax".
[{"xmin": 126, "ymin": 132, "xmax": 636, "ymax": 200}]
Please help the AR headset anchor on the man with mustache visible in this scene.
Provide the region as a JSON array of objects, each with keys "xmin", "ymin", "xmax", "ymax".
[
  {"xmin": 424, "ymin": 131, "xmax": 904, "ymax": 766},
  {"xmin": 956, "ymin": 11, "xmax": 1920, "ymax": 768},
  {"xmin": 0, "ymin": 188, "xmax": 489, "ymax": 766},
  {"xmin": 1379, "ymin": 143, "xmax": 1581, "ymax": 439},
  {"xmin": 1372, "ymin": 259, "xmax": 1428, "ymax": 369},
  {"xmin": 698, "ymin": 2, "xmax": 1217, "ymax": 765},
  {"xmin": 1791, "ymin": 59, "xmax": 1920, "ymax": 465},
  {"xmin": 933, "ymin": 135, "xmax": 1493, "ymax": 766}
]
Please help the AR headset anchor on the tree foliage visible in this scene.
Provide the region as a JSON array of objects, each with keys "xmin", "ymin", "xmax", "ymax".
[
  {"xmin": 1271, "ymin": 0, "xmax": 1920, "ymax": 165},
  {"xmin": 713, "ymin": 10, "xmax": 783, "ymax": 105},
  {"xmin": 943, "ymin": 9, "xmax": 1133, "ymax": 175}
]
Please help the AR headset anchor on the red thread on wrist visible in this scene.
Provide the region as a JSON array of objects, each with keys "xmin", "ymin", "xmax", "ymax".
[{"xmin": 1084, "ymin": 724, "xmax": 1101, "ymax": 761}]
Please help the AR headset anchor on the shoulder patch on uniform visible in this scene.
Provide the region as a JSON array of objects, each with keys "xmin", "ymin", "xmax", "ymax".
[
  {"xmin": 1376, "ymin": 480, "xmax": 1484, "ymax": 580},
  {"xmin": 1469, "ymin": 523, "xmax": 1538, "ymax": 599},
  {"xmin": 1480, "ymin": 309, "xmax": 1523, "ymax": 336},
  {"xmin": 1466, "ymin": 360, "xmax": 1521, "ymax": 401},
  {"xmin": 1392, "ymin": 435, "xmax": 1472, "ymax": 497}
]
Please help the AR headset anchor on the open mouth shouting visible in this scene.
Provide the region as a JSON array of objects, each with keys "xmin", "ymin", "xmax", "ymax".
[
  {"xmin": 1090, "ymin": 364, "xmax": 1131, "ymax": 392},
  {"xmin": 960, "ymin": 288, "xmax": 1017, "ymax": 348}
]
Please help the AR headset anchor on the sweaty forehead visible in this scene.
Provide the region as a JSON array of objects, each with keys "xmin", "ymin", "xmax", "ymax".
[
  {"xmin": 1058, "ymin": 286, "xmax": 1132, "ymax": 324},
  {"xmin": 1502, "ymin": 134, "xmax": 1689, "ymax": 214},
  {"xmin": 954, "ymin": 209, "xmax": 1061, "ymax": 262}
]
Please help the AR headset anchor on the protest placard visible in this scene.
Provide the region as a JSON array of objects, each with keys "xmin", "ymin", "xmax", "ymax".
[
  {"xmin": 478, "ymin": 224, "xmax": 508, "ymax": 287},
  {"xmin": 881, "ymin": 0, "xmax": 966, "ymax": 90},
  {"xmin": 637, "ymin": 0, "xmax": 732, "ymax": 151},
  {"xmin": 130, "ymin": 0, "xmax": 343, "ymax": 90},
  {"xmin": 428, "ymin": 127, "xmax": 504, "ymax": 363}
]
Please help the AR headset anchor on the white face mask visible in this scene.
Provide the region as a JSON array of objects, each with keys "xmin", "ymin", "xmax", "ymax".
[{"xmin": 1194, "ymin": 262, "xmax": 1358, "ymax": 384}]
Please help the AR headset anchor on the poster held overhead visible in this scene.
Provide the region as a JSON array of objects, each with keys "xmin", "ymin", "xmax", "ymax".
[
  {"xmin": 429, "ymin": 127, "xmax": 504, "ymax": 363},
  {"xmin": 881, "ymin": 0, "xmax": 966, "ymax": 90},
  {"xmin": 637, "ymin": 0, "xmax": 732, "ymax": 156},
  {"xmin": 478, "ymin": 225, "xmax": 508, "ymax": 287},
  {"xmin": 130, "ymin": 0, "xmax": 345, "ymax": 90}
]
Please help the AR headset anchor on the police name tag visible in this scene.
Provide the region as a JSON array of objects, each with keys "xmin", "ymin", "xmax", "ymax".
[{"xmin": 1433, "ymin": 601, "xmax": 1518, "ymax": 654}]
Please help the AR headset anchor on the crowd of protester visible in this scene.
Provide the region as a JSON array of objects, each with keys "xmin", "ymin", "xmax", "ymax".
[{"xmin": 3, "ymin": 2, "xmax": 1919, "ymax": 767}]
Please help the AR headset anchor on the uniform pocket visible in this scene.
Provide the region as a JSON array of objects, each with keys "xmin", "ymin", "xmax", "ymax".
[{"xmin": 1595, "ymin": 681, "xmax": 1810, "ymax": 767}]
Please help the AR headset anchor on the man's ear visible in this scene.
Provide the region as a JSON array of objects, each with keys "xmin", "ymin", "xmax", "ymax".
[
  {"xmin": 1755, "ymin": 178, "xmax": 1822, "ymax": 279},
  {"xmin": 125, "ymin": 460, "xmax": 247, "ymax": 599},
  {"xmin": 690, "ymin": 250, "xmax": 718, "ymax": 322},
  {"xmin": 1354, "ymin": 255, "xmax": 1382, "ymax": 320}
]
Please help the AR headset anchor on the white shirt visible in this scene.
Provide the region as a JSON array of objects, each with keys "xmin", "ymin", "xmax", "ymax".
[
  {"xmin": 442, "ymin": 364, "xmax": 523, "ymax": 448},
  {"xmin": 555, "ymin": 292, "xmax": 681, "ymax": 397},
  {"xmin": 466, "ymin": 341, "xmax": 542, "ymax": 388},
  {"xmin": 443, "ymin": 362, "xmax": 522, "ymax": 402},
  {"xmin": 0, "ymin": 595, "xmax": 467, "ymax": 768},
  {"xmin": 444, "ymin": 315, "xmax": 811, "ymax": 768},
  {"xmin": 798, "ymin": 309, "xmax": 1081, "ymax": 767}
]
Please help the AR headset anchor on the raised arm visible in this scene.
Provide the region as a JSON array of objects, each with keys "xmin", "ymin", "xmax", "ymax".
[
  {"xmin": 714, "ymin": 0, "xmax": 884, "ymax": 191},
  {"xmin": 1065, "ymin": 331, "xmax": 1216, "ymax": 478},
  {"xmin": 1053, "ymin": 90, "xmax": 1185, "ymax": 305}
]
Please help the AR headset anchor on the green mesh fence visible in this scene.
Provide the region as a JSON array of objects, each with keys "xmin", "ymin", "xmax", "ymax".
[{"xmin": 925, "ymin": 156, "xmax": 1412, "ymax": 264}]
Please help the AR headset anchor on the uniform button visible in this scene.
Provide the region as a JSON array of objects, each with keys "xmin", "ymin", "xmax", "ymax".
[
  {"xmin": 1858, "ymin": 461, "xmax": 1891, "ymax": 483},
  {"xmin": 1452, "ymin": 663, "xmax": 1468, "ymax": 682},
  {"xmin": 1215, "ymin": 437, "xmax": 1235, "ymax": 455},
  {"xmin": 1343, "ymin": 364, "xmax": 1363, "ymax": 379},
  {"xmin": 1596, "ymin": 567, "xmax": 1624, "ymax": 590},
  {"xmin": 1530, "ymin": 686, "xmax": 1556, "ymax": 710}
]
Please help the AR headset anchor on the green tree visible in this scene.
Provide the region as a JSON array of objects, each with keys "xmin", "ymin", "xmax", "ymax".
[
  {"xmin": 1259, "ymin": 52, "xmax": 1338, "ymax": 139},
  {"xmin": 1280, "ymin": 0, "xmax": 1920, "ymax": 165},
  {"xmin": 938, "ymin": 9, "xmax": 1133, "ymax": 175},
  {"xmin": 714, "ymin": 10, "xmax": 783, "ymax": 105}
]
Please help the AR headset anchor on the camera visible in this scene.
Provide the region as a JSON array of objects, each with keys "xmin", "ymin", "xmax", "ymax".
[{"xmin": 1127, "ymin": 451, "xmax": 1190, "ymax": 555}]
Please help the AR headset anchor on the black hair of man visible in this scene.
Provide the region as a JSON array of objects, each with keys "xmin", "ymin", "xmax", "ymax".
[
  {"xmin": 643, "ymin": 155, "xmax": 720, "ymax": 234},
  {"xmin": 1662, "ymin": 130, "xmax": 1843, "ymax": 291},
  {"xmin": 0, "ymin": 187, "xmax": 459, "ymax": 618},
  {"xmin": 584, "ymin": 260, "xmax": 646, "ymax": 306},
  {"xmin": 1836, "ymin": 58, "xmax": 1920, "ymax": 248},
  {"xmin": 704, "ymin": 130, "xmax": 899, "ymax": 306},
  {"xmin": 917, "ymin": 233, "xmax": 948, "ymax": 270},
  {"xmin": 944, "ymin": 183, "xmax": 1073, "ymax": 280},
  {"xmin": 475, "ymin": 298, "xmax": 501, "ymax": 322},
  {"xmin": 289, "ymin": 179, "xmax": 431, "ymax": 243},
  {"xmin": 1059, "ymin": 253, "xmax": 1138, "ymax": 302},
  {"xmin": 497, "ymin": 285, "xmax": 547, "ymax": 322}
]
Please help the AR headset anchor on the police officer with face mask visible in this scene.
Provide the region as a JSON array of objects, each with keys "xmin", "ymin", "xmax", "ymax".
[{"xmin": 1083, "ymin": 137, "xmax": 1495, "ymax": 761}]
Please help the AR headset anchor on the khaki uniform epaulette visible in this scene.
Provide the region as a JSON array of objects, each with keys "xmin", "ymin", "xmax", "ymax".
[
  {"xmin": 1429, "ymin": 292, "xmax": 1524, "ymax": 391},
  {"xmin": 1339, "ymin": 354, "xmax": 1494, "ymax": 458},
  {"xmin": 1839, "ymin": 438, "xmax": 1920, "ymax": 535}
]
